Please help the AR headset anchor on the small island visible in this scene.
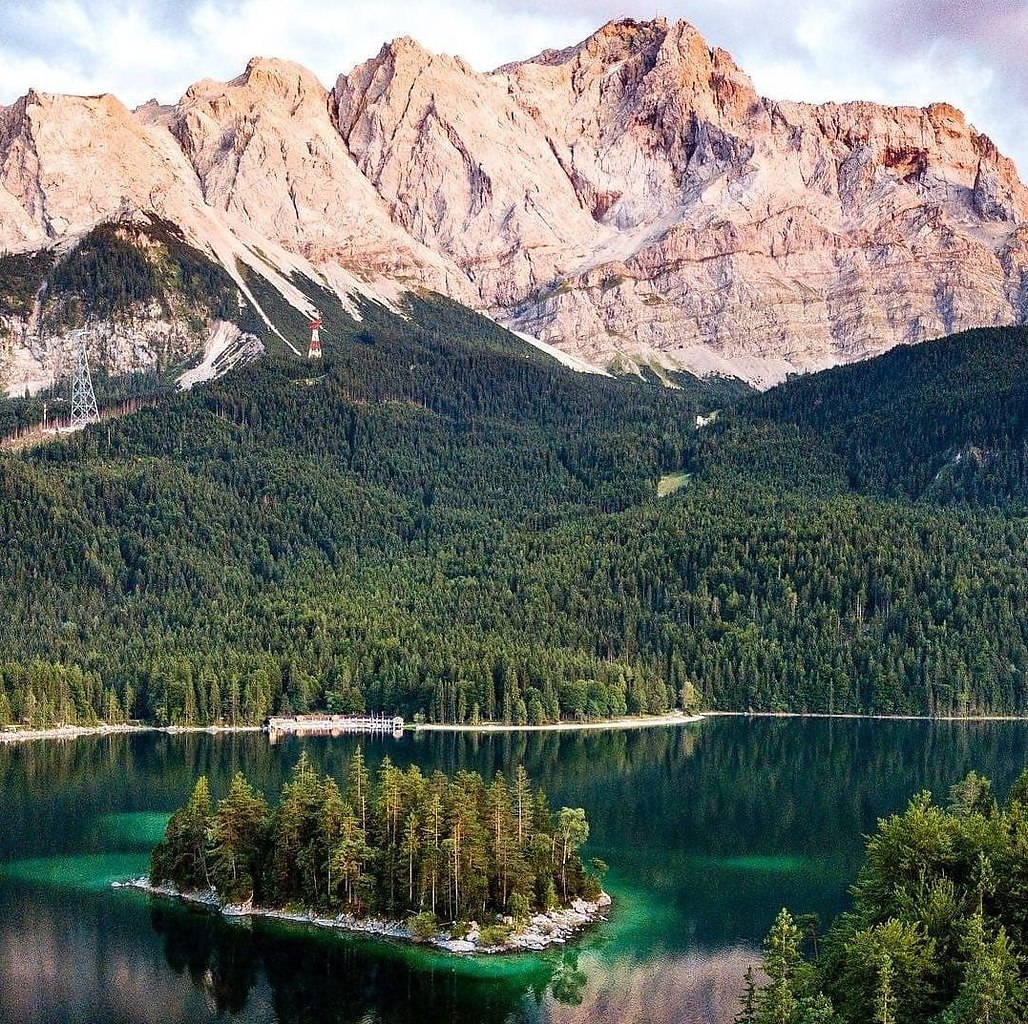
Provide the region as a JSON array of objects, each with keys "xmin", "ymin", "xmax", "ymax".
[{"xmin": 124, "ymin": 750, "xmax": 610, "ymax": 953}]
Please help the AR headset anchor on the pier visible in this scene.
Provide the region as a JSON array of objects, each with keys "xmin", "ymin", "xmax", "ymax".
[{"xmin": 267, "ymin": 714, "xmax": 405, "ymax": 743}]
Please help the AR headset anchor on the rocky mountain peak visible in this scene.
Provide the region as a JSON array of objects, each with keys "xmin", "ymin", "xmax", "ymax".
[
  {"xmin": 4, "ymin": 19, "xmax": 1028, "ymax": 393},
  {"xmin": 180, "ymin": 56, "xmax": 328, "ymax": 119},
  {"xmin": 563, "ymin": 17, "xmax": 670, "ymax": 64},
  {"xmin": 232, "ymin": 56, "xmax": 328, "ymax": 108},
  {"xmin": 377, "ymin": 35, "xmax": 434, "ymax": 63}
]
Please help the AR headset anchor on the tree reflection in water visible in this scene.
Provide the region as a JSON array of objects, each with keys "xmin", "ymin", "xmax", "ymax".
[
  {"xmin": 550, "ymin": 950, "xmax": 588, "ymax": 1006},
  {"xmin": 150, "ymin": 900, "xmax": 571, "ymax": 1023},
  {"xmin": 151, "ymin": 905, "xmax": 260, "ymax": 1016}
]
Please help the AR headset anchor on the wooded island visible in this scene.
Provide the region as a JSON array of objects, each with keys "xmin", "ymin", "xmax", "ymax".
[{"xmin": 146, "ymin": 751, "xmax": 607, "ymax": 951}]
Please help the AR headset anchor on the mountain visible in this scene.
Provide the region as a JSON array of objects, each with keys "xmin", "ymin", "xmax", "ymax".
[
  {"xmin": 0, "ymin": 65, "xmax": 477, "ymax": 398},
  {"xmin": 704, "ymin": 325, "xmax": 1028, "ymax": 505},
  {"xmin": 338, "ymin": 19, "xmax": 1028, "ymax": 384},
  {"xmin": 3, "ymin": 312, "xmax": 1028, "ymax": 725},
  {"xmin": 3, "ymin": 17, "xmax": 1028, "ymax": 394}
]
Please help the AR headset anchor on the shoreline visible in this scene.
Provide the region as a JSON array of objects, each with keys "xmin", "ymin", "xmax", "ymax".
[
  {"xmin": 412, "ymin": 712, "xmax": 704, "ymax": 733},
  {"xmin": 115, "ymin": 877, "xmax": 611, "ymax": 955},
  {"xmin": 703, "ymin": 711, "xmax": 1028, "ymax": 723},
  {"xmin": 0, "ymin": 723, "xmax": 263, "ymax": 745},
  {"xmin": 0, "ymin": 714, "xmax": 701, "ymax": 745},
  {"xmin": 4, "ymin": 708, "xmax": 1026, "ymax": 746}
]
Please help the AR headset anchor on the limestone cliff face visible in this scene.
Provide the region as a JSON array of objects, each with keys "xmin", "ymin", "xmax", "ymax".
[
  {"xmin": 332, "ymin": 17, "xmax": 1028, "ymax": 385},
  {"xmin": 334, "ymin": 37, "xmax": 608, "ymax": 306},
  {"xmin": 165, "ymin": 56, "xmax": 471, "ymax": 297},
  {"xmin": 2, "ymin": 17, "xmax": 1027, "ymax": 389}
]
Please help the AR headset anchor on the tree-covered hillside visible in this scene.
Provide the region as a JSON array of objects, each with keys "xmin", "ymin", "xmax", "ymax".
[
  {"xmin": 3, "ymin": 314, "xmax": 1028, "ymax": 727},
  {"xmin": 0, "ymin": 292, "xmax": 742, "ymax": 727},
  {"xmin": 704, "ymin": 327, "xmax": 1028, "ymax": 506}
]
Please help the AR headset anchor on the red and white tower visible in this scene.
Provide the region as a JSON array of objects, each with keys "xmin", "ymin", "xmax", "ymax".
[{"xmin": 308, "ymin": 312, "xmax": 323, "ymax": 360}]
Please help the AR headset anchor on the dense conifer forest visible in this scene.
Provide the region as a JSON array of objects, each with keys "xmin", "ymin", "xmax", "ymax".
[
  {"xmin": 704, "ymin": 326, "xmax": 1028, "ymax": 506},
  {"xmin": 2, "ymin": 281, "xmax": 1028, "ymax": 726},
  {"xmin": 741, "ymin": 770, "xmax": 1028, "ymax": 1023},
  {"xmin": 151, "ymin": 750, "xmax": 597, "ymax": 932}
]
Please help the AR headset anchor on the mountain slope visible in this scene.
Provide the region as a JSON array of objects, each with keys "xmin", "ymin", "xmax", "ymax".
[
  {"xmin": 334, "ymin": 18, "xmax": 1028, "ymax": 384},
  {"xmin": 3, "ymin": 315, "xmax": 1028, "ymax": 723},
  {"xmin": 704, "ymin": 325, "xmax": 1028, "ymax": 505},
  {"xmin": 3, "ymin": 17, "xmax": 1028, "ymax": 392},
  {"xmin": 0, "ymin": 293, "xmax": 739, "ymax": 726}
]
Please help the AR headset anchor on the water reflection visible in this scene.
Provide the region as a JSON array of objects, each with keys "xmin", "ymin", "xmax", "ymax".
[
  {"xmin": 550, "ymin": 950, "xmax": 588, "ymax": 1006},
  {"xmin": 548, "ymin": 947, "xmax": 756, "ymax": 1024},
  {"xmin": 150, "ymin": 900, "xmax": 559, "ymax": 1024},
  {"xmin": 151, "ymin": 905, "xmax": 261, "ymax": 1017},
  {"xmin": 0, "ymin": 884, "xmax": 237, "ymax": 1024},
  {"xmin": 2, "ymin": 719, "xmax": 1027, "ymax": 1024}
]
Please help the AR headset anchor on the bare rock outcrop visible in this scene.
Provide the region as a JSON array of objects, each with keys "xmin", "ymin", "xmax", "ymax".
[
  {"xmin": 332, "ymin": 17, "xmax": 1028, "ymax": 384},
  {"xmin": 2, "ymin": 17, "xmax": 1028, "ymax": 388},
  {"xmin": 167, "ymin": 56, "xmax": 471, "ymax": 297}
]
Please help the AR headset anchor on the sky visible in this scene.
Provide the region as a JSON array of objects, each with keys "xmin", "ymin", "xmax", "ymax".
[{"xmin": 1, "ymin": 0, "xmax": 1026, "ymax": 173}]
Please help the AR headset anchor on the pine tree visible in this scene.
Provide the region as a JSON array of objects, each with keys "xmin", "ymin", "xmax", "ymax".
[
  {"xmin": 402, "ymin": 812, "xmax": 420, "ymax": 907},
  {"xmin": 514, "ymin": 765, "xmax": 532, "ymax": 846},
  {"xmin": 347, "ymin": 746, "xmax": 370, "ymax": 833},
  {"xmin": 210, "ymin": 772, "xmax": 269, "ymax": 902},
  {"xmin": 756, "ymin": 909, "xmax": 803, "ymax": 1024},
  {"xmin": 152, "ymin": 776, "xmax": 214, "ymax": 891},
  {"xmin": 939, "ymin": 917, "xmax": 1023, "ymax": 1024},
  {"xmin": 556, "ymin": 807, "xmax": 589, "ymax": 902}
]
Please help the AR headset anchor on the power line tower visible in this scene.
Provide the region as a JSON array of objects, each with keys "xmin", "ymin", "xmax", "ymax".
[
  {"xmin": 308, "ymin": 311, "xmax": 323, "ymax": 360},
  {"xmin": 68, "ymin": 329, "xmax": 99, "ymax": 429}
]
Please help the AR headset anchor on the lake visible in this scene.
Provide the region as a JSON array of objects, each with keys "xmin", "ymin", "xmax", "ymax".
[{"xmin": 1, "ymin": 717, "xmax": 1026, "ymax": 1023}]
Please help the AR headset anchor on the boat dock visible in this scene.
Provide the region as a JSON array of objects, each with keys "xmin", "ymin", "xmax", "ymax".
[{"xmin": 267, "ymin": 714, "xmax": 405, "ymax": 743}]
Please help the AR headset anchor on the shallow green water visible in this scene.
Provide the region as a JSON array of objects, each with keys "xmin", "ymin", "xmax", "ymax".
[{"xmin": 0, "ymin": 718, "xmax": 1025, "ymax": 1023}]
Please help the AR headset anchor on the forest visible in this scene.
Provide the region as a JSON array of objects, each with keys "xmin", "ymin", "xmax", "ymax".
[
  {"xmin": 703, "ymin": 326, "xmax": 1028, "ymax": 506},
  {"xmin": 150, "ymin": 749, "xmax": 597, "ymax": 935},
  {"xmin": 2, "ymin": 270, "xmax": 1028, "ymax": 725},
  {"xmin": 740, "ymin": 770, "xmax": 1028, "ymax": 1024}
]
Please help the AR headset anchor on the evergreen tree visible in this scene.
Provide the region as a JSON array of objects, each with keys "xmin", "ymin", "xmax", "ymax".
[
  {"xmin": 755, "ymin": 909, "xmax": 804, "ymax": 1024},
  {"xmin": 747, "ymin": 772, "xmax": 1028, "ymax": 1024},
  {"xmin": 152, "ymin": 776, "xmax": 214, "ymax": 891},
  {"xmin": 210, "ymin": 772, "xmax": 270, "ymax": 902}
]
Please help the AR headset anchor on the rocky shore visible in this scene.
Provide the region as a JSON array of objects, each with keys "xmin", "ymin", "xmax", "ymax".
[
  {"xmin": 114, "ymin": 877, "xmax": 611, "ymax": 954},
  {"xmin": 0, "ymin": 723, "xmax": 148, "ymax": 744},
  {"xmin": 0, "ymin": 723, "xmax": 263, "ymax": 744}
]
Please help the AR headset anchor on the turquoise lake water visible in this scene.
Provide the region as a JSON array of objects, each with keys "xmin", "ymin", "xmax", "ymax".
[{"xmin": 1, "ymin": 717, "xmax": 1025, "ymax": 1023}]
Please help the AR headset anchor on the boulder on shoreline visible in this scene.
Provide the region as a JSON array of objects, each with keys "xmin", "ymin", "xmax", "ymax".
[{"xmin": 117, "ymin": 877, "xmax": 611, "ymax": 955}]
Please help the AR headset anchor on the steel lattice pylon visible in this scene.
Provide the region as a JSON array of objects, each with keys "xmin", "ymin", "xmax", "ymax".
[{"xmin": 69, "ymin": 330, "xmax": 98, "ymax": 429}]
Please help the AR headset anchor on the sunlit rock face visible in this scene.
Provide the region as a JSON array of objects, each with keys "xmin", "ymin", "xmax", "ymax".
[
  {"xmin": 333, "ymin": 18, "xmax": 1028, "ymax": 385},
  {"xmin": 3, "ymin": 17, "xmax": 1028, "ymax": 388}
]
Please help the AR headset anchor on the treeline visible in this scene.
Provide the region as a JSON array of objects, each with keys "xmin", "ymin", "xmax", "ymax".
[
  {"xmin": 151, "ymin": 750, "xmax": 597, "ymax": 930},
  {"xmin": 741, "ymin": 770, "xmax": 1028, "ymax": 1023}
]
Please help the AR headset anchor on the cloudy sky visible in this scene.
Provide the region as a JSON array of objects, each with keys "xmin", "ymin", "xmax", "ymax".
[{"xmin": 2, "ymin": 0, "xmax": 1026, "ymax": 172}]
